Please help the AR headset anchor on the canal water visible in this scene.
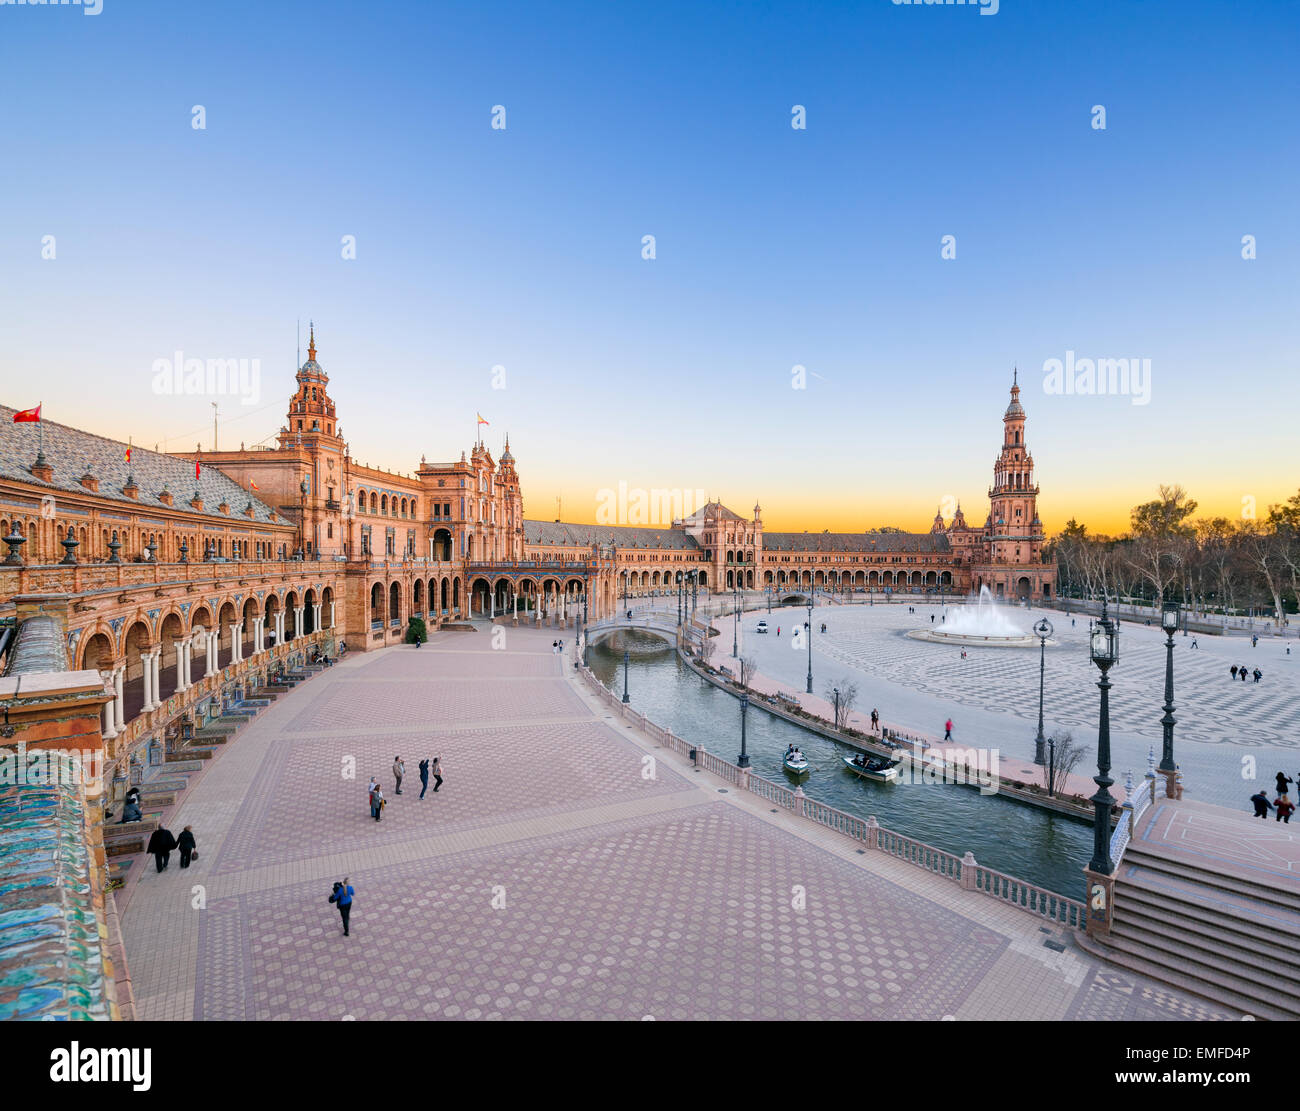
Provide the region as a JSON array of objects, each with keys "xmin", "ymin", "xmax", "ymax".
[{"xmin": 589, "ymin": 629, "xmax": 1093, "ymax": 900}]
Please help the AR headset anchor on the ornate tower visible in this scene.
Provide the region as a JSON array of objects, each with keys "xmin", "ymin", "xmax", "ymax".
[
  {"xmin": 987, "ymin": 371, "xmax": 1043, "ymax": 566},
  {"xmin": 275, "ymin": 323, "xmax": 347, "ymax": 557}
]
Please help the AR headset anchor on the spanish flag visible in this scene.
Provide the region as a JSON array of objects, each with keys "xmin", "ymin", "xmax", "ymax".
[
  {"xmin": 249, "ymin": 480, "xmax": 259, "ymax": 492},
  {"xmin": 195, "ymin": 456, "xmax": 202, "ymax": 480},
  {"xmin": 12, "ymin": 404, "xmax": 41, "ymax": 423},
  {"xmin": 477, "ymin": 413, "xmax": 489, "ymax": 426},
  {"xmin": 124, "ymin": 445, "xmax": 131, "ymax": 463}
]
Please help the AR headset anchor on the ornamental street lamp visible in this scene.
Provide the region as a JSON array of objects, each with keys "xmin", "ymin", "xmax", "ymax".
[
  {"xmin": 733, "ymin": 581, "xmax": 740, "ymax": 657},
  {"xmin": 1032, "ymin": 617, "xmax": 1054, "ymax": 765},
  {"xmin": 833, "ymin": 686, "xmax": 840, "ymax": 730},
  {"xmin": 1159, "ymin": 600, "xmax": 1179, "ymax": 776},
  {"xmin": 738, "ymin": 691, "xmax": 750, "ymax": 767},
  {"xmin": 622, "ymin": 648, "xmax": 631, "ymax": 703},
  {"xmin": 806, "ymin": 586, "xmax": 815, "ymax": 694},
  {"xmin": 677, "ymin": 573, "xmax": 683, "ymax": 626},
  {"xmin": 766, "ymin": 585, "xmax": 772, "ymax": 613},
  {"xmin": 1087, "ymin": 601, "xmax": 1120, "ymax": 874}
]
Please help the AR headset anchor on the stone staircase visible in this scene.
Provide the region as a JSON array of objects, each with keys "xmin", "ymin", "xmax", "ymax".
[{"xmin": 1079, "ymin": 838, "xmax": 1300, "ymax": 1020}]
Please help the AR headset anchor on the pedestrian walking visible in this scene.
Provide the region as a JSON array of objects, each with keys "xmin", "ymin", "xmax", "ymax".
[
  {"xmin": 1191, "ymin": 638, "xmax": 1198, "ymax": 649},
  {"xmin": 430, "ymin": 756, "xmax": 443, "ymax": 793},
  {"xmin": 870, "ymin": 708, "xmax": 879, "ymax": 732},
  {"xmin": 329, "ymin": 877, "xmax": 355, "ymax": 936},
  {"xmin": 1275, "ymin": 772, "xmax": 1293, "ymax": 798},
  {"xmin": 776, "ymin": 626, "xmax": 780, "ymax": 637},
  {"xmin": 393, "ymin": 756, "xmax": 405, "ymax": 795},
  {"xmin": 1250, "ymin": 791, "xmax": 1273, "ymax": 818},
  {"xmin": 177, "ymin": 825, "xmax": 198, "ymax": 868},
  {"xmin": 1230, "ymin": 665, "xmax": 1238, "ymax": 680},
  {"xmin": 1253, "ymin": 668, "xmax": 1263, "ymax": 683},
  {"xmin": 419, "ymin": 758, "xmax": 430, "ymax": 799},
  {"xmin": 944, "ymin": 718, "xmax": 953, "ymax": 741},
  {"xmin": 1252, "ymin": 634, "xmax": 1258, "ymax": 648},
  {"xmin": 1276, "ymin": 797, "xmax": 1295, "ymax": 824},
  {"xmin": 370, "ymin": 784, "xmax": 385, "ymax": 821},
  {"xmin": 147, "ymin": 826, "xmax": 177, "ymax": 873}
]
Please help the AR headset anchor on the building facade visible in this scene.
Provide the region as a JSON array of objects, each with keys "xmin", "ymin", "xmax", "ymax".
[{"xmin": 1, "ymin": 340, "xmax": 1053, "ymax": 815}]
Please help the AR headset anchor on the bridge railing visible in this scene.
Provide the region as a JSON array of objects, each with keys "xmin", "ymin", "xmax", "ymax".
[{"xmin": 576, "ymin": 664, "xmax": 1087, "ymax": 931}]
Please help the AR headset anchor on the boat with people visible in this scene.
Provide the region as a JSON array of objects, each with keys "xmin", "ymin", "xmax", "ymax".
[
  {"xmin": 783, "ymin": 745, "xmax": 810, "ymax": 775},
  {"xmin": 843, "ymin": 753, "xmax": 900, "ymax": 782}
]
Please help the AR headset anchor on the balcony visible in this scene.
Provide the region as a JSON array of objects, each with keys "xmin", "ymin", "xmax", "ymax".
[{"xmin": 324, "ymin": 498, "xmax": 341, "ymax": 511}]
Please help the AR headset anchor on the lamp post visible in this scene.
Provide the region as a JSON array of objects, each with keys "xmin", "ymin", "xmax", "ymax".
[
  {"xmin": 806, "ymin": 586, "xmax": 814, "ymax": 694},
  {"xmin": 1087, "ymin": 601, "xmax": 1120, "ymax": 875},
  {"xmin": 738, "ymin": 691, "xmax": 750, "ymax": 767},
  {"xmin": 1032, "ymin": 617, "xmax": 1054, "ymax": 765},
  {"xmin": 833, "ymin": 686, "xmax": 840, "ymax": 730},
  {"xmin": 733, "ymin": 581, "xmax": 739, "ymax": 657},
  {"xmin": 1158, "ymin": 600, "xmax": 1179, "ymax": 787},
  {"xmin": 622, "ymin": 648, "xmax": 630, "ymax": 703}
]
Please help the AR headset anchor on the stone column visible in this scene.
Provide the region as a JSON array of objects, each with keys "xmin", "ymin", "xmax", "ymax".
[
  {"xmin": 329, "ymin": 601, "xmax": 335, "ymax": 628},
  {"xmin": 230, "ymin": 623, "xmax": 242, "ymax": 663},
  {"xmin": 113, "ymin": 666, "xmax": 126, "ymax": 732},
  {"xmin": 174, "ymin": 643, "xmax": 188, "ymax": 693},
  {"xmin": 141, "ymin": 651, "xmax": 154, "ymax": 713},
  {"xmin": 206, "ymin": 631, "xmax": 218, "ymax": 676},
  {"xmin": 295, "ymin": 606, "xmax": 305, "ymax": 641},
  {"xmin": 150, "ymin": 650, "xmax": 163, "ymax": 709},
  {"xmin": 313, "ymin": 604, "xmax": 322, "ymax": 632},
  {"xmin": 100, "ymin": 671, "xmax": 118, "ymax": 739},
  {"xmin": 278, "ymin": 611, "xmax": 287, "ymax": 644}
]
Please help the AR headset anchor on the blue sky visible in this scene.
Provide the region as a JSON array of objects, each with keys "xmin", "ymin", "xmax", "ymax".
[{"xmin": 1, "ymin": 0, "xmax": 1296, "ymax": 531}]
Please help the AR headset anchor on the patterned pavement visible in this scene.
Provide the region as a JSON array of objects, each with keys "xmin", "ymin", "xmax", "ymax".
[
  {"xmin": 736, "ymin": 602, "xmax": 1300, "ymax": 809},
  {"xmin": 119, "ymin": 625, "xmax": 1240, "ymax": 1021}
]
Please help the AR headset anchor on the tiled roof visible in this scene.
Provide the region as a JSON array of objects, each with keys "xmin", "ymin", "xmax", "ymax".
[
  {"xmin": 524, "ymin": 521, "xmax": 701, "ymax": 550},
  {"xmin": 681, "ymin": 501, "xmax": 746, "ymax": 523},
  {"xmin": 762, "ymin": 532, "xmax": 952, "ymax": 553},
  {"xmin": 0, "ymin": 405, "xmax": 281, "ymax": 525}
]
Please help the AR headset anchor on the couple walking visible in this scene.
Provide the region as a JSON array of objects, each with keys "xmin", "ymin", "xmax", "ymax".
[
  {"xmin": 418, "ymin": 756, "xmax": 443, "ymax": 798},
  {"xmin": 146, "ymin": 825, "xmax": 198, "ymax": 872}
]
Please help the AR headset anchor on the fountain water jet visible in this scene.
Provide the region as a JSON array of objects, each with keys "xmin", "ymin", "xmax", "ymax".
[{"xmin": 907, "ymin": 586, "xmax": 1042, "ymax": 647}]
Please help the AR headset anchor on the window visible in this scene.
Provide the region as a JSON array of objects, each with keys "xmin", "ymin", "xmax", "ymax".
[{"xmin": 327, "ymin": 523, "xmax": 334, "ymax": 538}]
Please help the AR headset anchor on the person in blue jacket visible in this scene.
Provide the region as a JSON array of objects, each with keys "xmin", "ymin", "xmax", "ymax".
[{"xmin": 329, "ymin": 877, "xmax": 355, "ymax": 936}]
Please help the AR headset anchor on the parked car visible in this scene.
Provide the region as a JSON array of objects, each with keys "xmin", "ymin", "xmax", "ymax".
[{"xmin": 756, "ymin": 620, "xmax": 769, "ymax": 634}]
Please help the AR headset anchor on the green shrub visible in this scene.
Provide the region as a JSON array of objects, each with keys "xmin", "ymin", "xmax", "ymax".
[{"xmin": 406, "ymin": 616, "xmax": 427, "ymax": 644}]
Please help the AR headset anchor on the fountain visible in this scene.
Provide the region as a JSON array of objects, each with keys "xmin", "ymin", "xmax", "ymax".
[{"xmin": 907, "ymin": 586, "xmax": 1042, "ymax": 647}]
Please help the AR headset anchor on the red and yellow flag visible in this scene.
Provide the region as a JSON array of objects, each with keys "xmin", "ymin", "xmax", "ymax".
[
  {"xmin": 12, "ymin": 404, "xmax": 41, "ymax": 423},
  {"xmin": 476, "ymin": 413, "xmax": 489, "ymax": 426}
]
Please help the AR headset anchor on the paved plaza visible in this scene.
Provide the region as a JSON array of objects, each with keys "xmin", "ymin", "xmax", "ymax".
[
  {"xmin": 726, "ymin": 600, "xmax": 1298, "ymax": 810},
  {"xmin": 119, "ymin": 625, "xmax": 1240, "ymax": 1021}
]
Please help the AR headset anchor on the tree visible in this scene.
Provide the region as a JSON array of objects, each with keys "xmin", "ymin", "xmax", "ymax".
[
  {"xmin": 738, "ymin": 656, "xmax": 758, "ymax": 689},
  {"xmin": 406, "ymin": 616, "xmax": 427, "ymax": 644},
  {"xmin": 1127, "ymin": 484, "xmax": 1198, "ymax": 604},
  {"xmin": 1041, "ymin": 730, "xmax": 1089, "ymax": 798},
  {"xmin": 824, "ymin": 680, "xmax": 858, "ymax": 730}
]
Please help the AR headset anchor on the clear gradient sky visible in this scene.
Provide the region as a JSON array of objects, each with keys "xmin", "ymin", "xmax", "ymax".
[{"xmin": 1, "ymin": 0, "xmax": 1296, "ymax": 535}]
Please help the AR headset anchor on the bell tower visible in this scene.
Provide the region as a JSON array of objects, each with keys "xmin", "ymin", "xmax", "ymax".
[{"xmin": 987, "ymin": 371, "xmax": 1043, "ymax": 566}]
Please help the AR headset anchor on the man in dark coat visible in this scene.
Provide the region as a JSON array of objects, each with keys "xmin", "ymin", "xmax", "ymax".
[
  {"xmin": 147, "ymin": 826, "xmax": 177, "ymax": 872},
  {"xmin": 1250, "ymin": 791, "xmax": 1273, "ymax": 819}
]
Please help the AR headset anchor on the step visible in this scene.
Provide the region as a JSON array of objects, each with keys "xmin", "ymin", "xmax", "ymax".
[
  {"xmin": 1117, "ymin": 881, "xmax": 1300, "ymax": 957},
  {"xmin": 1101, "ymin": 930, "xmax": 1300, "ymax": 1018},
  {"xmin": 104, "ymin": 834, "xmax": 147, "ymax": 857},
  {"xmin": 1124, "ymin": 847, "xmax": 1300, "ymax": 913},
  {"xmin": 160, "ymin": 759, "xmax": 205, "ymax": 772},
  {"xmin": 138, "ymin": 779, "xmax": 188, "ymax": 795},
  {"xmin": 165, "ymin": 749, "xmax": 211, "ymax": 762},
  {"xmin": 1075, "ymin": 932, "xmax": 1292, "ymax": 1021},
  {"xmin": 104, "ymin": 817, "xmax": 158, "ymax": 839},
  {"xmin": 1110, "ymin": 918, "xmax": 1300, "ymax": 995},
  {"xmin": 140, "ymin": 797, "xmax": 174, "ymax": 813}
]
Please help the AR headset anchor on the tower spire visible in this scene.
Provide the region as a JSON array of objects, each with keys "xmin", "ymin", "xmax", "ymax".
[{"xmin": 308, "ymin": 321, "xmax": 317, "ymax": 362}]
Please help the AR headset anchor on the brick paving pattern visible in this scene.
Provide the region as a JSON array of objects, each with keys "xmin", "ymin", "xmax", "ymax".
[{"xmin": 120, "ymin": 627, "xmax": 1238, "ymax": 1020}]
